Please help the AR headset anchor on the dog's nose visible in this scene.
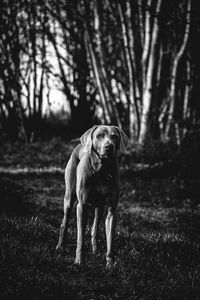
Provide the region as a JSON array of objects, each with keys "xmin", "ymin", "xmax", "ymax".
[{"xmin": 105, "ymin": 144, "xmax": 114, "ymax": 151}]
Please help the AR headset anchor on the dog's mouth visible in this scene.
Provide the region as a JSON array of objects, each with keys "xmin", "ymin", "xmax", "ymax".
[
  {"xmin": 93, "ymin": 144, "xmax": 115, "ymax": 160},
  {"xmin": 101, "ymin": 148, "xmax": 115, "ymax": 159}
]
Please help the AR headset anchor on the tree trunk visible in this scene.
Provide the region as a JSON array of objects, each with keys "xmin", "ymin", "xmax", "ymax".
[
  {"xmin": 138, "ymin": 0, "xmax": 162, "ymax": 146},
  {"xmin": 183, "ymin": 59, "xmax": 191, "ymax": 138},
  {"xmin": 31, "ymin": 5, "xmax": 38, "ymax": 118},
  {"xmin": 93, "ymin": 0, "xmax": 121, "ymax": 127},
  {"xmin": 84, "ymin": 28, "xmax": 111, "ymax": 124},
  {"xmin": 125, "ymin": 0, "xmax": 140, "ymax": 139},
  {"xmin": 164, "ymin": 0, "xmax": 191, "ymax": 140},
  {"xmin": 11, "ymin": 88, "xmax": 27, "ymax": 142},
  {"xmin": 118, "ymin": 2, "xmax": 137, "ymax": 140},
  {"xmin": 38, "ymin": 69, "xmax": 44, "ymax": 120},
  {"xmin": 142, "ymin": 0, "xmax": 152, "ymax": 90},
  {"xmin": 137, "ymin": 0, "xmax": 144, "ymax": 46}
]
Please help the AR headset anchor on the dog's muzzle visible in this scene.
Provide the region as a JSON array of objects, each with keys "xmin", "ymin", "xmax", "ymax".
[{"xmin": 102, "ymin": 144, "xmax": 115, "ymax": 158}]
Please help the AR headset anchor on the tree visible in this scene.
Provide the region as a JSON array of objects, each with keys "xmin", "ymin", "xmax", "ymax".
[
  {"xmin": 0, "ymin": 0, "xmax": 27, "ymax": 141},
  {"xmin": 0, "ymin": 0, "xmax": 199, "ymax": 148}
]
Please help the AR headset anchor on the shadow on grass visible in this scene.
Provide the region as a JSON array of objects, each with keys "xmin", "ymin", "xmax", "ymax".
[{"xmin": 0, "ymin": 177, "xmax": 36, "ymax": 215}]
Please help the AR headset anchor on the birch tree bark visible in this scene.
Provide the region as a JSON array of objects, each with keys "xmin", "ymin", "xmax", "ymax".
[
  {"xmin": 84, "ymin": 29, "xmax": 111, "ymax": 124},
  {"xmin": 138, "ymin": 0, "xmax": 162, "ymax": 145},
  {"xmin": 93, "ymin": 0, "xmax": 121, "ymax": 127},
  {"xmin": 183, "ymin": 59, "xmax": 191, "ymax": 138},
  {"xmin": 125, "ymin": 0, "xmax": 140, "ymax": 139},
  {"xmin": 164, "ymin": 0, "xmax": 191, "ymax": 140},
  {"xmin": 142, "ymin": 0, "xmax": 152, "ymax": 90},
  {"xmin": 118, "ymin": 1, "xmax": 138, "ymax": 140},
  {"xmin": 137, "ymin": 0, "xmax": 144, "ymax": 46}
]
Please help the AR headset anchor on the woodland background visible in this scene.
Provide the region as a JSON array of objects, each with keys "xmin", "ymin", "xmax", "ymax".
[
  {"xmin": 1, "ymin": 1, "xmax": 200, "ymax": 299},
  {"xmin": 0, "ymin": 0, "xmax": 200, "ymax": 149}
]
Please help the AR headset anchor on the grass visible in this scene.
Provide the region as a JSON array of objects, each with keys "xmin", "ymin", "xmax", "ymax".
[{"xmin": 0, "ymin": 139, "xmax": 200, "ymax": 299}]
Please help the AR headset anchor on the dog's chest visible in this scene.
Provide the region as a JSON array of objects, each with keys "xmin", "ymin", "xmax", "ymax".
[
  {"xmin": 88, "ymin": 173, "xmax": 117, "ymax": 207},
  {"xmin": 94, "ymin": 174, "xmax": 114, "ymax": 195},
  {"xmin": 96, "ymin": 183, "xmax": 110, "ymax": 195},
  {"xmin": 88, "ymin": 163, "xmax": 118, "ymax": 198}
]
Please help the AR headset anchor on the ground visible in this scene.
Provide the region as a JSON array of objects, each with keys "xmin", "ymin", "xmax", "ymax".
[{"xmin": 0, "ymin": 139, "xmax": 200, "ymax": 299}]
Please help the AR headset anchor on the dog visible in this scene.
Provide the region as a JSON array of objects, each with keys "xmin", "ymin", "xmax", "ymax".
[{"xmin": 56, "ymin": 125, "xmax": 130, "ymax": 267}]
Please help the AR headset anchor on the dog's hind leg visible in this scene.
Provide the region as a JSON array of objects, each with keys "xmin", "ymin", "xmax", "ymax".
[{"xmin": 56, "ymin": 191, "xmax": 75, "ymax": 250}]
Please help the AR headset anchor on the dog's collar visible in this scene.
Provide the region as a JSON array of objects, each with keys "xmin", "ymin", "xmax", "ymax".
[
  {"xmin": 89, "ymin": 156, "xmax": 98, "ymax": 174},
  {"xmin": 91, "ymin": 144, "xmax": 104, "ymax": 160},
  {"xmin": 89, "ymin": 146, "xmax": 103, "ymax": 173}
]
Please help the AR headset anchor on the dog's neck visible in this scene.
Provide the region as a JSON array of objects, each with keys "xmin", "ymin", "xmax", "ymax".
[
  {"xmin": 89, "ymin": 146, "xmax": 116, "ymax": 176},
  {"xmin": 91, "ymin": 144, "xmax": 103, "ymax": 161}
]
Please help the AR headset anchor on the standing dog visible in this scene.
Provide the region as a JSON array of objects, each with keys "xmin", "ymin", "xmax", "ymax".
[{"xmin": 56, "ymin": 125, "xmax": 130, "ymax": 267}]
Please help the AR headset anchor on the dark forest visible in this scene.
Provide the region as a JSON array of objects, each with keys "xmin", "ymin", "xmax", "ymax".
[{"xmin": 0, "ymin": 1, "xmax": 200, "ymax": 299}]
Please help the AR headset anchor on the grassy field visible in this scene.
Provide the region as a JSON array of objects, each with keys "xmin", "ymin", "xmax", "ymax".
[{"xmin": 0, "ymin": 140, "xmax": 200, "ymax": 299}]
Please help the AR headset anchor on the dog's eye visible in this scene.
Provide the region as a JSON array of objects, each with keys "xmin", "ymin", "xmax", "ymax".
[
  {"xmin": 111, "ymin": 134, "xmax": 118, "ymax": 140},
  {"xmin": 97, "ymin": 133, "xmax": 105, "ymax": 139}
]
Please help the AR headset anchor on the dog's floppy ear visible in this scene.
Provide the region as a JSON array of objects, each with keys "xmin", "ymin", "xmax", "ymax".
[
  {"xmin": 116, "ymin": 128, "xmax": 130, "ymax": 154},
  {"xmin": 80, "ymin": 125, "xmax": 98, "ymax": 152}
]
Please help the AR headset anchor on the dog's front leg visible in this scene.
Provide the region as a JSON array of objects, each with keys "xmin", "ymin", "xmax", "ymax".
[
  {"xmin": 91, "ymin": 207, "xmax": 104, "ymax": 255},
  {"xmin": 105, "ymin": 206, "xmax": 117, "ymax": 268},
  {"xmin": 75, "ymin": 202, "xmax": 88, "ymax": 265}
]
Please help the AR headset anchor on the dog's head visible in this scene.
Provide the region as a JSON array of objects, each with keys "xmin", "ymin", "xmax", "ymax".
[{"xmin": 80, "ymin": 125, "xmax": 130, "ymax": 158}]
